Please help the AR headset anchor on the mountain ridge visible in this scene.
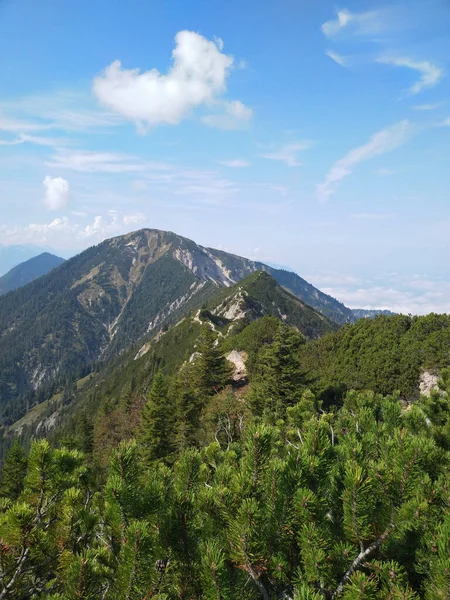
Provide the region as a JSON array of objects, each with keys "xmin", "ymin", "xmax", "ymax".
[{"xmin": 0, "ymin": 228, "xmax": 350, "ymax": 425}]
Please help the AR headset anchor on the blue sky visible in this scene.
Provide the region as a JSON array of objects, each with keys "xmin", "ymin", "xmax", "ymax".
[{"xmin": 1, "ymin": 0, "xmax": 449, "ymax": 313}]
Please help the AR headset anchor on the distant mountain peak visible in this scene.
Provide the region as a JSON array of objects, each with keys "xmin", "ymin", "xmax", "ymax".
[{"xmin": 0, "ymin": 252, "xmax": 65, "ymax": 295}]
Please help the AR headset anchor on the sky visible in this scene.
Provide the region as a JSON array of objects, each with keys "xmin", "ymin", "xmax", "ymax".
[{"xmin": 0, "ymin": 0, "xmax": 449, "ymax": 314}]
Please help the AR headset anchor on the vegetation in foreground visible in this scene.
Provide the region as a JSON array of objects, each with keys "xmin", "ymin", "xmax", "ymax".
[{"xmin": 1, "ymin": 320, "xmax": 450, "ymax": 599}]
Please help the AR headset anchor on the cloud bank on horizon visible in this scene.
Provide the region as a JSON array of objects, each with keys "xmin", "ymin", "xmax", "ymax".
[{"xmin": 0, "ymin": 0, "xmax": 449, "ymax": 314}]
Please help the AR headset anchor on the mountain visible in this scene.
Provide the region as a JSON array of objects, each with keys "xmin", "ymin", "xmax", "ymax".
[
  {"xmin": 352, "ymin": 308, "xmax": 397, "ymax": 319},
  {"xmin": 206, "ymin": 249, "xmax": 355, "ymax": 325},
  {"xmin": 0, "ymin": 244, "xmax": 56, "ymax": 277},
  {"xmin": 0, "ymin": 253, "xmax": 65, "ymax": 295},
  {"xmin": 0, "ymin": 228, "xmax": 349, "ymax": 425},
  {"xmin": 7, "ymin": 270, "xmax": 336, "ymax": 445},
  {"xmin": 206, "ymin": 270, "xmax": 336, "ymax": 338}
]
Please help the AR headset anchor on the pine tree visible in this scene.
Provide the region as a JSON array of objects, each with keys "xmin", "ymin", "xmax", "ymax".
[
  {"xmin": 1, "ymin": 388, "xmax": 450, "ymax": 598},
  {"xmin": 0, "ymin": 438, "xmax": 27, "ymax": 500},
  {"xmin": 250, "ymin": 324, "xmax": 305, "ymax": 417},
  {"xmin": 191, "ymin": 325, "xmax": 233, "ymax": 397},
  {"xmin": 138, "ymin": 371, "xmax": 176, "ymax": 464},
  {"xmin": 173, "ymin": 364, "xmax": 205, "ymax": 451}
]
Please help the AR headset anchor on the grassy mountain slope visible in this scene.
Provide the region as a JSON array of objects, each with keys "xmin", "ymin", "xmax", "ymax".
[{"xmin": 0, "ymin": 252, "xmax": 65, "ymax": 295}]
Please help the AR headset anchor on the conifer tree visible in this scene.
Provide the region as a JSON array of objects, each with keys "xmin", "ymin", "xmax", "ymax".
[
  {"xmin": 0, "ymin": 438, "xmax": 27, "ymax": 500},
  {"xmin": 250, "ymin": 324, "xmax": 305, "ymax": 417},
  {"xmin": 138, "ymin": 371, "xmax": 176, "ymax": 464},
  {"xmin": 173, "ymin": 363, "xmax": 204, "ymax": 451},
  {"xmin": 2, "ymin": 388, "xmax": 450, "ymax": 598},
  {"xmin": 191, "ymin": 324, "xmax": 232, "ymax": 397}
]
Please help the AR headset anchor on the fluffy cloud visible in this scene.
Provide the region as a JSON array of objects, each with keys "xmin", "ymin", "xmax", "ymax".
[
  {"xmin": 321, "ymin": 9, "xmax": 383, "ymax": 37},
  {"xmin": 43, "ymin": 176, "xmax": 70, "ymax": 210},
  {"xmin": 260, "ymin": 142, "xmax": 313, "ymax": 167},
  {"xmin": 316, "ymin": 120, "xmax": 413, "ymax": 202},
  {"xmin": 0, "ymin": 211, "xmax": 146, "ymax": 249},
  {"xmin": 377, "ymin": 57, "xmax": 443, "ymax": 95},
  {"xmin": 93, "ymin": 31, "xmax": 250, "ymax": 130}
]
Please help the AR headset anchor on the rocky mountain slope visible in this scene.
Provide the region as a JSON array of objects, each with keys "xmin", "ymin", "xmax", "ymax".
[
  {"xmin": 0, "ymin": 228, "xmax": 349, "ymax": 425},
  {"xmin": 206, "ymin": 271, "xmax": 337, "ymax": 338},
  {"xmin": 7, "ymin": 270, "xmax": 335, "ymax": 443},
  {"xmin": 0, "ymin": 252, "xmax": 65, "ymax": 295}
]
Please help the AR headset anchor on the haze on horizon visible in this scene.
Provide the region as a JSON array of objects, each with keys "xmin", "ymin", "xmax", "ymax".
[{"xmin": 1, "ymin": 0, "xmax": 449, "ymax": 315}]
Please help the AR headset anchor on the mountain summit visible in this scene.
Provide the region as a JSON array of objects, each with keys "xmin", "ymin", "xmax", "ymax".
[{"xmin": 0, "ymin": 228, "xmax": 352, "ymax": 423}]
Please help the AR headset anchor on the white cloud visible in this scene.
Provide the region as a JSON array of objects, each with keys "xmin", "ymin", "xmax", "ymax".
[
  {"xmin": 93, "ymin": 30, "xmax": 248, "ymax": 130},
  {"xmin": 0, "ymin": 132, "xmax": 70, "ymax": 148},
  {"xmin": 442, "ymin": 117, "xmax": 450, "ymax": 126},
  {"xmin": 19, "ymin": 133, "xmax": 69, "ymax": 147},
  {"xmin": 45, "ymin": 149, "xmax": 238, "ymax": 204},
  {"xmin": 227, "ymin": 100, "xmax": 252, "ymax": 120},
  {"xmin": 316, "ymin": 120, "xmax": 413, "ymax": 202},
  {"xmin": 309, "ymin": 273, "xmax": 450, "ymax": 315},
  {"xmin": 0, "ymin": 114, "xmax": 51, "ymax": 133},
  {"xmin": 43, "ymin": 176, "xmax": 70, "ymax": 211},
  {"xmin": 201, "ymin": 99, "xmax": 253, "ymax": 130},
  {"xmin": 172, "ymin": 174, "xmax": 237, "ymax": 201},
  {"xmin": 377, "ymin": 57, "xmax": 443, "ymax": 95},
  {"xmin": 0, "ymin": 211, "xmax": 146, "ymax": 248},
  {"xmin": 138, "ymin": 165, "xmax": 239, "ymax": 203},
  {"xmin": 47, "ymin": 150, "xmax": 170, "ymax": 173},
  {"xmin": 217, "ymin": 159, "xmax": 250, "ymax": 168},
  {"xmin": 321, "ymin": 9, "xmax": 384, "ymax": 38},
  {"xmin": 1, "ymin": 91, "xmax": 119, "ymax": 134},
  {"xmin": 321, "ymin": 284, "xmax": 450, "ymax": 315},
  {"xmin": 412, "ymin": 102, "xmax": 444, "ymax": 111},
  {"xmin": 325, "ymin": 50, "xmax": 347, "ymax": 67},
  {"xmin": 260, "ymin": 141, "xmax": 313, "ymax": 167},
  {"xmin": 0, "ymin": 137, "xmax": 23, "ymax": 146}
]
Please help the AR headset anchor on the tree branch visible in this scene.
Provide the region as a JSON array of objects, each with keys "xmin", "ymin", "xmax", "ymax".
[
  {"xmin": 332, "ymin": 525, "xmax": 393, "ymax": 599},
  {"xmin": 0, "ymin": 547, "xmax": 29, "ymax": 600},
  {"xmin": 246, "ymin": 563, "xmax": 270, "ymax": 600}
]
